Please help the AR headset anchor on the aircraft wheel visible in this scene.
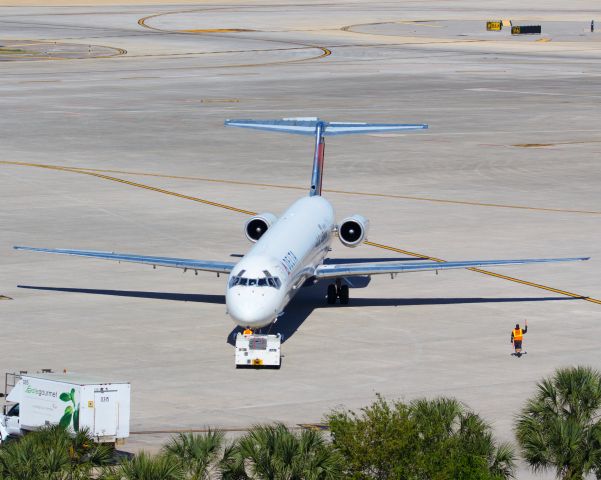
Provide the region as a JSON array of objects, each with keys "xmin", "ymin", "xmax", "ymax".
[
  {"xmin": 327, "ymin": 284, "xmax": 337, "ymax": 304},
  {"xmin": 339, "ymin": 285, "xmax": 349, "ymax": 304}
]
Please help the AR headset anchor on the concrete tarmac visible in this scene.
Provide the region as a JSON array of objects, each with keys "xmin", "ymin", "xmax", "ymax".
[{"xmin": 1, "ymin": 1, "xmax": 600, "ymax": 477}]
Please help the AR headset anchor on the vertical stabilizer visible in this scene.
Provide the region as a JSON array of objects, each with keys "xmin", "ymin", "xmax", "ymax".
[{"xmin": 310, "ymin": 120, "xmax": 326, "ymax": 196}]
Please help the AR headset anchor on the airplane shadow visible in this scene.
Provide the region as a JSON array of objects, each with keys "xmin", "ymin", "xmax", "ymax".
[
  {"xmin": 18, "ymin": 285, "xmax": 576, "ymax": 346},
  {"xmin": 323, "ymin": 257, "xmax": 420, "ymax": 264},
  {"xmin": 17, "ymin": 285, "xmax": 225, "ymax": 304},
  {"xmin": 228, "ymin": 282, "xmax": 576, "ymax": 344}
]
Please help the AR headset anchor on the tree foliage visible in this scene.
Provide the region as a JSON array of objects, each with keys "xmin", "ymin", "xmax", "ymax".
[
  {"xmin": 100, "ymin": 450, "xmax": 185, "ymax": 480},
  {"xmin": 0, "ymin": 425, "xmax": 112, "ymax": 480},
  {"xmin": 515, "ymin": 365, "xmax": 601, "ymax": 480},
  {"xmin": 327, "ymin": 394, "xmax": 515, "ymax": 480},
  {"xmin": 163, "ymin": 430, "xmax": 225, "ymax": 480},
  {"xmin": 99, "ymin": 425, "xmax": 341, "ymax": 480},
  {"xmin": 236, "ymin": 423, "xmax": 343, "ymax": 480}
]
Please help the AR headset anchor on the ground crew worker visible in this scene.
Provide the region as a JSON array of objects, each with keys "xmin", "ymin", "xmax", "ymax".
[
  {"xmin": 511, "ymin": 320, "xmax": 528, "ymax": 357},
  {"xmin": 243, "ymin": 327, "xmax": 253, "ymax": 335}
]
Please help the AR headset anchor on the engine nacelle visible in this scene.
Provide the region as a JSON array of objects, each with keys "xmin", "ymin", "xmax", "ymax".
[
  {"xmin": 244, "ymin": 212, "xmax": 278, "ymax": 243},
  {"xmin": 338, "ymin": 214, "xmax": 369, "ymax": 247}
]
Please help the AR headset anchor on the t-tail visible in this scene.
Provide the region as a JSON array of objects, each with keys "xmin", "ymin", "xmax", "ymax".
[{"xmin": 224, "ymin": 117, "xmax": 428, "ymax": 196}]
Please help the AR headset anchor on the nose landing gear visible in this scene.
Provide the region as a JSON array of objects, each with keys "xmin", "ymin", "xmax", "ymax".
[{"xmin": 327, "ymin": 279, "xmax": 349, "ymax": 305}]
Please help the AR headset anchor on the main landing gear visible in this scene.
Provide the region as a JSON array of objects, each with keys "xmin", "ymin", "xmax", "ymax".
[{"xmin": 327, "ymin": 279, "xmax": 349, "ymax": 305}]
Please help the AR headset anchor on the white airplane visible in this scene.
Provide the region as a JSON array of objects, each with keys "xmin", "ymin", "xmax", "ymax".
[{"xmin": 15, "ymin": 118, "xmax": 589, "ymax": 330}]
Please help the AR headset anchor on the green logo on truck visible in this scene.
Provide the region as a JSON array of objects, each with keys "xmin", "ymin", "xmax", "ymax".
[{"xmin": 59, "ymin": 388, "xmax": 80, "ymax": 432}]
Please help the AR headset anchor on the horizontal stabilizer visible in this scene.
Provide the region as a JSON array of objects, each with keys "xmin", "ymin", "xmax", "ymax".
[{"xmin": 225, "ymin": 118, "xmax": 428, "ymax": 136}]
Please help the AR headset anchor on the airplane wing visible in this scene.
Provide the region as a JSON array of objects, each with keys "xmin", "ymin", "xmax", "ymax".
[
  {"xmin": 314, "ymin": 257, "xmax": 589, "ymax": 279},
  {"xmin": 14, "ymin": 246, "xmax": 235, "ymax": 274}
]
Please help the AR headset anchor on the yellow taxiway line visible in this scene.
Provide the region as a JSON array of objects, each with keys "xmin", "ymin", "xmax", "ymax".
[
  {"xmin": 365, "ymin": 241, "xmax": 601, "ymax": 306},
  {"xmin": 137, "ymin": 10, "xmax": 331, "ymax": 66},
  {"xmin": 1, "ymin": 161, "xmax": 255, "ymax": 216},
  {"xmin": 2, "ymin": 160, "xmax": 598, "ymax": 306},
  {"xmin": 2, "ymin": 161, "xmax": 598, "ymax": 215}
]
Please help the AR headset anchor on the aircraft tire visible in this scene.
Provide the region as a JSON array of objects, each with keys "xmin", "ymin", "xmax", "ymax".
[
  {"xmin": 339, "ymin": 284, "xmax": 349, "ymax": 304},
  {"xmin": 327, "ymin": 284, "xmax": 337, "ymax": 304}
]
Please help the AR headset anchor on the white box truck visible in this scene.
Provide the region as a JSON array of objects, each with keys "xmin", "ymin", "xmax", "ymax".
[
  {"xmin": 235, "ymin": 333, "xmax": 281, "ymax": 368},
  {"xmin": 0, "ymin": 372, "xmax": 130, "ymax": 444}
]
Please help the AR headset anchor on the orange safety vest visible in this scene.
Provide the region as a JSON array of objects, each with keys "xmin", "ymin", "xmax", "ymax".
[
  {"xmin": 513, "ymin": 328, "xmax": 523, "ymax": 341},
  {"xmin": 243, "ymin": 329, "xmax": 253, "ymax": 335}
]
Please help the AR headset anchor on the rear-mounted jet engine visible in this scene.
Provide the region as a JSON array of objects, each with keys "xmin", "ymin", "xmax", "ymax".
[
  {"xmin": 245, "ymin": 213, "xmax": 278, "ymax": 242},
  {"xmin": 338, "ymin": 214, "xmax": 369, "ymax": 247}
]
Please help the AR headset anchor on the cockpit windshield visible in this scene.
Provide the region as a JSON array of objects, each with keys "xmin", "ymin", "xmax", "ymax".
[{"xmin": 228, "ymin": 270, "xmax": 281, "ymax": 289}]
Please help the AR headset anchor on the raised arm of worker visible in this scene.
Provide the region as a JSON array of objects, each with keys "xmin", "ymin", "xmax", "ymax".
[{"xmin": 523, "ymin": 320, "xmax": 528, "ymax": 334}]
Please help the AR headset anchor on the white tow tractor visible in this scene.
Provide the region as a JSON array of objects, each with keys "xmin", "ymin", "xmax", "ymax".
[
  {"xmin": 235, "ymin": 333, "xmax": 282, "ymax": 368},
  {"xmin": 0, "ymin": 372, "xmax": 130, "ymax": 445}
]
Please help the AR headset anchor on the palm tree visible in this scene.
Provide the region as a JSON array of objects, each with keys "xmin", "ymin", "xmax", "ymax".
[
  {"xmin": 0, "ymin": 425, "xmax": 112, "ymax": 480},
  {"xmin": 101, "ymin": 451, "xmax": 184, "ymax": 480},
  {"xmin": 218, "ymin": 441, "xmax": 249, "ymax": 480},
  {"xmin": 515, "ymin": 365, "xmax": 601, "ymax": 480},
  {"xmin": 163, "ymin": 430, "xmax": 225, "ymax": 479},
  {"xmin": 410, "ymin": 397, "xmax": 516, "ymax": 480},
  {"xmin": 236, "ymin": 423, "xmax": 343, "ymax": 480}
]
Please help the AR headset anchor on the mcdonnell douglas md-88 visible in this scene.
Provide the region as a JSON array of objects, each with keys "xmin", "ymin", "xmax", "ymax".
[{"xmin": 15, "ymin": 118, "xmax": 589, "ymax": 330}]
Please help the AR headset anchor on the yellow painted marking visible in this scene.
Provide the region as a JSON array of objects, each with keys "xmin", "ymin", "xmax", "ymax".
[
  {"xmin": 200, "ymin": 98, "xmax": 240, "ymax": 103},
  {"xmin": 513, "ymin": 140, "xmax": 601, "ymax": 148},
  {"xmin": 365, "ymin": 241, "xmax": 600, "ymax": 306},
  {"xmin": 181, "ymin": 29, "xmax": 253, "ymax": 33},
  {"xmin": 513, "ymin": 143, "xmax": 553, "ymax": 148},
  {"xmin": 3, "ymin": 161, "xmax": 597, "ymax": 306},
  {"xmin": 0, "ymin": 161, "xmax": 256, "ymax": 216},
  {"xmin": 467, "ymin": 268, "xmax": 601, "ymax": 304},
  {"xmin": 325, "ymin": 190, "xmax": 600, "ymax": 215},
  {"xmin": 536, "ymin": 38, "xmax": 551, "ymax": 42},
  {"xmin": 396, "ymin": 20, "xmax": 442, "ymax": 28},
  {"xmin": 137, "ymin": 11, "xmax": 330, "ymax": 66},
  {"xmin": 3, "ymin": 42, "xmax": 52, "ymax": 48},
  {"xmin": 2, "ymin": 161, "xmax": 597, "ymax": 216}
]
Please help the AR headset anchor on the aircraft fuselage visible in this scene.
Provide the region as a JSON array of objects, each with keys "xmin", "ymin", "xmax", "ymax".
[{"xmin": 225, "ymin": 196, "xmax": 334, "ymax": 328}]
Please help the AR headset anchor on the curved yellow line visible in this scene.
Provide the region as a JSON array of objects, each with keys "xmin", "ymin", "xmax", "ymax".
[{"xmin": 137, "ymin": 9, "xmax": 330, "ymax": 66}]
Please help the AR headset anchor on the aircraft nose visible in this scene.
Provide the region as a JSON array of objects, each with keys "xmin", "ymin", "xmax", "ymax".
[{"xmin": 226, "ymin": 288, "xmax": 279, "ymax": 328}]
